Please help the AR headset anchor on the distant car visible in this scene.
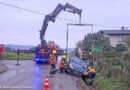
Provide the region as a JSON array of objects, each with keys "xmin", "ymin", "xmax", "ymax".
[
  {"xmin": 34, "ymin": 55, "xmax": 50, "ymax": 64},
  {"xmin": 65, "ymin": 57, "xmax": 88, "ymax": 76}
]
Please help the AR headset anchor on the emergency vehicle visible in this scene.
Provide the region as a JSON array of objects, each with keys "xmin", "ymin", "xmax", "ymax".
[{"xmin": 0, "ymin": 44, "xmax": 5, "ymax": 56}]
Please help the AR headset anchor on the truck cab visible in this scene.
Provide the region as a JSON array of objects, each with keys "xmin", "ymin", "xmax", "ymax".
[{"xmin": 0, "ymin": 44, "xmax": 5, "ymax": 56}]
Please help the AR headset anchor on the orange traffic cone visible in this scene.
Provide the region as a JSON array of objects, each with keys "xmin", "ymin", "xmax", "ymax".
[
  {"xmin": 43, "ymin": 82, "xmax": 49, "ymax": 89},
  {"xmin": 43, "ymin": 76, "xmax": 49, "ymax": 89},
  {"xmin": 45, "ymin": 76, "xmax": 49, "ymax": 82}
]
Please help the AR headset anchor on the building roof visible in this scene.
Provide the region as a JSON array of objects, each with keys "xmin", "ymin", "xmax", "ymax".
[{"xmin": 99, "ymin": 30, "xmax": 130, "ymax": 35}]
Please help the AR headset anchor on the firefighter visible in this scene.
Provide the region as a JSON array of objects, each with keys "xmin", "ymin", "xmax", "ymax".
[
  {"xmin": 62, "ymin": 51, "xmax": 67, "ymax": 60},
  {"xmin": 52, "ymin": 49, "xmax": 58, "ymax": 61},
  {"xmin": 59, "ymin": 57, "xmax": 65, "ymax": 73},
  {"xmin": 82, "ymin": 67, "xmax": 96, "ymax": 81},
  {"xmin": 50, "ymin": 54, "xmax": 56, "ymax": 69}
]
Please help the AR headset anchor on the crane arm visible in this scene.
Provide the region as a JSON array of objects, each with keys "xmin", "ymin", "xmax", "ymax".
[
  {"xmin": 64, "ymin": 3, "xmax": 82, "ymax": 18},
  {"xmin": 40, "ymin": 3, "xmax": 82, "ymax": 48}
]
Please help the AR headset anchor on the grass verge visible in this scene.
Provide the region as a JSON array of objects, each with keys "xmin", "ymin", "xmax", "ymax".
[{"xmin": 0, "ymin": 52, "xmax": 34, "ymax": 60}]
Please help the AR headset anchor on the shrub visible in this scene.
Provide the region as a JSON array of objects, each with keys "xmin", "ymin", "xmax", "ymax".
[
  {"xmin": 95, "ymin": 52, "xmax": 122, "ymax": 59},
  {"xmin": 115, "ymin": 44, "xmax": 128, "ymax": 52}
]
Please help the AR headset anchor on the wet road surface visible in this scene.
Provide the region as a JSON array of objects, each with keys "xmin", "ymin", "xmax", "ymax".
[{"xmin": 0, "ymin": 58, "xmax": 83, "ymax": 90}]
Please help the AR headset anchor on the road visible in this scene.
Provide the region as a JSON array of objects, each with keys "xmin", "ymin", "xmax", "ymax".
[{"xmin": 0, "ymin": 57, "xmax": 83, "ymax": 90}]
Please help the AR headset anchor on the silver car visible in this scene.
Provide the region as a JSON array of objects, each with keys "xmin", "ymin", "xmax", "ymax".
[{"xmin": 65, "ymin": 57, "xmax": 88, "ymax": 76}]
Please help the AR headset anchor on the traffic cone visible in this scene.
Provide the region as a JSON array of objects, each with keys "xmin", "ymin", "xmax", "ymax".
[
  {"xmin": 43, "ymin": 76, "xmax": 49, "ymax": 89},
  {"xmin": 43, "ymin": 82, "xmax": 49, "ymax": 89},
  {"xmin": 45, "ymin": 76, "xmax": 49, "ymax": 82}
]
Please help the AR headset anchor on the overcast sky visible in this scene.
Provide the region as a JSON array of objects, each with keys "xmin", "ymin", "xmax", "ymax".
[{"xmin": 0, "ymin": 0, "xmax": 130, "ymax": 48}]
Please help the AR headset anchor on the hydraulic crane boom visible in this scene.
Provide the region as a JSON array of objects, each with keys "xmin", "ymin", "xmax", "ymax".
[{"xmin": 40, "ymin": 3, "xmax": 82, "ymax": 48}]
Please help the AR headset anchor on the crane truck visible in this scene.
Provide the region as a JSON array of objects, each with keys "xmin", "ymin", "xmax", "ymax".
[{"xmin": 34, "ymin": 3, "xmax": 82, "ymax": 64}]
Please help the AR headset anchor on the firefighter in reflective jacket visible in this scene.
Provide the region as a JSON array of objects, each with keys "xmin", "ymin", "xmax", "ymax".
[
  {"xmin": 82, "ymin": 67, "xmax": 96, "ymax": 81},
  {"xmin": 59, "ymin": 58, "xmax": 65, "ymax": 73},
  {"xmin": 50, "ymin": 54, "xmax": 56, "ymax": 69}
]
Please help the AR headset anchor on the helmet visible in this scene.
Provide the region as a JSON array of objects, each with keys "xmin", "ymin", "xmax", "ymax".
[
  {"xmin": 52, "ymin": 50, "xmax": 57, "ymax": 54},
  {"xmin": 88, "ymin": 66, "xmax": 92, "ymax": 69},
  {"xmin": 62, "ymin": 54, "xmax": 66, "ymax": 59},
  {"xmin": 63, "ymin": 51, "xmax": 66, "ymax": 54}
]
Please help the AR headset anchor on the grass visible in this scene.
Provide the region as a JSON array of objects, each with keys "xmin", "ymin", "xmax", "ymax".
[
  {"xmin": 80, "ymin": 52, "xmax": 130, "ymax": 90},
  {"xmin": 0, "ymin": 52, "xmax": 34, "ymax": 60},
  {"xmin": 94, "ymin": 74, "xmax": 127, "ymax": 90},
  {"xmin": 80, "ymin": 73, "xmax": 130, "ymax": 90},
  {"xmin": 93, "ymin": 56, "xmax": 130, "ymax": 90}
]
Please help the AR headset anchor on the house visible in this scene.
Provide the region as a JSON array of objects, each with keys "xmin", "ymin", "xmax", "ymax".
[{"xmin": 99, "ymin": 27, "xmax": 130, "ymax": 47}]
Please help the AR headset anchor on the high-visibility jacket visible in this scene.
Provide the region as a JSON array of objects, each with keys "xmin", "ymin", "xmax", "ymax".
[
  {"xmin": 84, "ymin": 68, "xmax": 96, "ymax": 75},
  {"xmin": 88, "ymin": 68, "xmax": 96, "ymax": 73},
  {"xmin": 59, "ymin": 60, "xmax": 65, "ymax": 68},
  {"xmin": 50, "ymin": 57, "xmax": 56, "ymax": 64}
]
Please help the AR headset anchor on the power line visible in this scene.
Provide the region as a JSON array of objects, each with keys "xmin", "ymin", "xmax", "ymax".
[
  {"xmin": 0, "ymin": 1, "xmax": 46, "ymax": 15},
  {"xmin": 0, "ymin": 1, "xmax": 130, "ymax": 29},
  {"xmin": 0, "ymin": 1, "xmax": 78, "ymax": 22}
]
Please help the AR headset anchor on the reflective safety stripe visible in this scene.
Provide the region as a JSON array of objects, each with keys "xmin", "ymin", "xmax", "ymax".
[{"xmin": 45, "ymin": 83, "xmax": 49, "ymax": 85}]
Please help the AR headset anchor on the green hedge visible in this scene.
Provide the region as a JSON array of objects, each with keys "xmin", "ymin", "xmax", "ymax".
[{"xmin": 94, "ymin": 52, "xmax": 122, "ymax": 59}]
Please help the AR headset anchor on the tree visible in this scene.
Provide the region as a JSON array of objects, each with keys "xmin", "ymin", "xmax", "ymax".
[
  {"xmin": 5, "ymin": 47, "xmax": 12, "ymax": 52},
  {"xmin": 124, "ymin": 36, "xmax": 130, "ymax": 48},
  {"xmin": 82, "ymin": 32, "xmax": 110, "ymax": 52},
  {"xmin": 115, "ymin": 44, "xmax": 128, "ymax": 52}
]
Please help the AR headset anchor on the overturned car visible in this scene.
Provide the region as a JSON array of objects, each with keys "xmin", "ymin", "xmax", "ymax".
[{"xmin": 65, "ymin": 57, "xmax": 88, "ymax": 76}]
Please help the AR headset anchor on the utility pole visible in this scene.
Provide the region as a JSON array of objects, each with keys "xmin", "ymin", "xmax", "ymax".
[
  {"xmin": 66, "ymin": 23, "xmax": 93, "ymax": 60},
  {"xmin": 91, "ymin": 25, "xmax": 94, "ymax": 67},
  {"xmin": 15, "ymin": 49, "xmax": 20, "ymax": 65}
]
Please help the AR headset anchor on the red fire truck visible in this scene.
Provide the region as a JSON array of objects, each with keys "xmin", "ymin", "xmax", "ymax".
[{"xmin": 0, "ymin": 44, "xmax": 5, "ymax": 56}]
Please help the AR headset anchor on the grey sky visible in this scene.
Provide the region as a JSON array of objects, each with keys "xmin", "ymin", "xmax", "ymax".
[{"xmin": 0, "ymin": 0, "xmax": 130, "ymax": 48}]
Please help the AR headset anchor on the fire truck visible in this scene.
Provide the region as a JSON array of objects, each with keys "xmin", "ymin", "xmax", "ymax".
[{"xmin": 0, "ymin": 44, "xmax": 5, "ymax": 56}]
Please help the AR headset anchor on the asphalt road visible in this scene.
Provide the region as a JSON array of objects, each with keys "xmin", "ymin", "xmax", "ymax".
[{"xmin": 0, "ymin": 57, "xmax": 83, "ymax": 90}]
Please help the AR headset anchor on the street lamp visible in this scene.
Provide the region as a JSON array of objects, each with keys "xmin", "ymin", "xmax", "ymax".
[{"xmin": 66, "ymin": 23, "xmax": 94, "ymax": 62}]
